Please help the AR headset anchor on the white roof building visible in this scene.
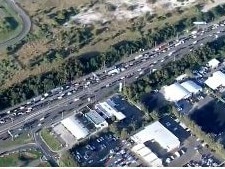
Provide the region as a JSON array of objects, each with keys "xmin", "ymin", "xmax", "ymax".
[
  {"xmin": 143, "ymin": 152, "xmax": 158, "ymax": 163},
  {"xmin": 181, "ymin": 80, "xmax": 203, "ymax": 94},
  {"xmin": 138, "ymin": 146, "xmax": 152, "ymax": 157},
  {"xmin": 131, "ymin": 121, "xmax": 180, "ymax": 152},
  {"xmin": 132, "ymin": 143, "xmax": 146, "ymax": 152},
  {"xmin": 176, "ymin": 74, "xmax": 187, "ymax": 81},
  {"xmin": 96, "ymin": 100, "xmax": 126, "ymax": 121},
  {"xmin": 132, "ymin": 144, "xmax": 163, "ymax": 167},
  {"xmin": 208, "ymin": 58, "xmax": 220, "ymax": 69},
  {"xmin": 61, "ymin": 115, "xmax": 89, "ymax": 140},
  {"xmin": 150, "ymin": 158, "xmax": 163, "ymax": 167},
  {"xmin": 162, "ymin": 83, "xmax": 191, "ymax": 102},
  {"xmin": 205, "ymin": 71, "xmax": 225, "ymax": 90}
]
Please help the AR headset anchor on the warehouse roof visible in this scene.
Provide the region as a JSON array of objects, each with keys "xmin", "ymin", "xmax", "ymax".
[
  {"xmin": 138, "ymin": 146, "xmax": 152, "ymax": 157},
  {"xmin": 208, "ymin": 58, "xmax": 220, "ymax": 68},
  {"xmin": 143, "ymin": 152, "xmax": 158, "ymax": 162},
  {"xmin": 61, "ymin": 115, "xmax": 89, "ymax": 140},
  {"xmin": 85, "ymin": 110, "xmax": 106, "ymax": 125},
  {"xmin": 131, "ymin": 121, "xmax": 180, "ymax": 152},
  {"xmin": 150, "ymin": 158, "xmax": 163, "ymax": 167},
  {"xmin": 132, "ymin": 143, "xmax": 146, "ymax": 152},
  {"xmin": 98, "ymin": 101, "xmax": 126, "ymax": 120},
  {"xmin": 163, "ymin": 83, "xmax": 191, "ymax": 102},
  {"xmin": 132, "ymin": 144, "xmax": 162, "ymax": 167},
  {"xmin": 205, "ymin": 71, "xmax": 225, "ymax": 90},
  {"xmin": 181, "ymin": 80, "xmax": 202, "ymax": 94}
]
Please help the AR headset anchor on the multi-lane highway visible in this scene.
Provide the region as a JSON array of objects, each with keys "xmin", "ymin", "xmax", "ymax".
[
  {"xmin": 0, "ymin": 19, "xmax": 225, "ymax": 136},
  {"xmin": 0, "ymin": 0, "xmax": 31, "ymax": 49}
]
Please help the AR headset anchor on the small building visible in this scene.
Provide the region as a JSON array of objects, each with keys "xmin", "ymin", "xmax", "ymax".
[
  {"xmin": 85, "ymin": 110, "xmax": 108, "ymax": 128},
  {"xmin": 95, "ymin": 99, "xmax": 126, "ymax": 121},
  {"xmin": 131, "ymin": 121, "xmax": 180, "ymax": 152},
  {"xmin": 207, "ymin": 58, "xmax": 220, "ymax": 69},
  {"xmin": 180, "ymin": 80, "xmax": 203, "ymax": 94},
  {"xmin": 132, "ymin": 144, "xmax": 163, "ymax": 167},
  {"xmin": 205, "ymin": 71, "xmax": 225, "ymax": 90},
  {"xmin": 162, "ymin": 83, "xmax": 191, "ymax": 102},
  {"xmin": 61, "ymin": 115, "xmax": 89, "ymax": 140},
  {"xmin": 176, "ymin": 74, "xmax": 188, "ymax": 81}
]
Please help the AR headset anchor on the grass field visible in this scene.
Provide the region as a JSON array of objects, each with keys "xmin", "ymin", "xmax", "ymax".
[
  {"xmin": 40, "ymin": 128, "xmax": 62, "ymax": 151},
  {"xmin": 0, "ymin": 0, "xmax": 23, "ymax": 42},
  {"xmin": 0, "ymin": 149, "xmax": 50, "ymax": 167},
  {"xmin": 0, "ymin": 0, "xmax": 218, "ymax": 90},
  {"xmin": 59, "ymin": 150, "xmax": 79, "ymax": 167},
  {"xmin": 0, "ymin": 133, "xmax": 33, "ymax": 149}
]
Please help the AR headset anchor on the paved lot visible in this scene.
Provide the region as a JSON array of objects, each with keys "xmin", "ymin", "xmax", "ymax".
[
  {"xmin": 110, "ymin": 95, "xmax": 144, "ymax": 128},
  {"xmin": 53, "ymin": 123, "xmax": 76, "ymax": 148},
  {"xmin": 70, "ymin": 133, "xmax": 142, "ymax": 167},
  {"xmin": 159, "ymin": 116, "xmax": 191, "ymax": 142}
]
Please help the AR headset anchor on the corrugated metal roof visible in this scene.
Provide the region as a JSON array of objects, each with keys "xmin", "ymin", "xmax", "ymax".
[{"xmin": 61, "ymin": 115, "xmax": 89, "ymax": 140}]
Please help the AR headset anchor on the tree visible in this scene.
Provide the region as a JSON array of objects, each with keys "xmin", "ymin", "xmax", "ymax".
[{"xmin": 120, "ymin": 128, "xmax": 128, "ymax": 140}]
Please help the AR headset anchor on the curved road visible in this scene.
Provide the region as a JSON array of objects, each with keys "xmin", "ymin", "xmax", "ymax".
[{"xmin": 0, "ymin": 0, "xmax": 31, "ymax": 49}]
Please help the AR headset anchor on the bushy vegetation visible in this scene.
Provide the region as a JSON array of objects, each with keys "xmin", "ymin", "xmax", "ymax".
[
  {"xmin": 1, "ymin": 4, "xmax": 225, "ymax": 111},
  {"xmin": 123, "ymin": 37, "xmax": 225, "ymax": 101},
  {"xmin": 122, "ymin": 37, "xmax": 225, "ymax": 158},
  {"xmin": 59, "ymin": 151, "xmax": 79, "ymax": 167}
]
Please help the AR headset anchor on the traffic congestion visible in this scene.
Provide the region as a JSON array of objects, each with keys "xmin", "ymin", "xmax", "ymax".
[{"xmin": 0, "ymin": 19, "xmax": 225, "ymax": 132}]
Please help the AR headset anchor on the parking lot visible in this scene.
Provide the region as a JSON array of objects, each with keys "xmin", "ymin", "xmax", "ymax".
[
  {"xmin": 70, "ymin": 133, "xmax": 142, "ymax": 167},
  {"xmin": 159, "ymin": 116, "xmax": 191, "ymax": 142},
  {"xmin": 110, "ymin": 95, "xmax": 144, "ymax": 128},
  {"xmin": 183, "ymin": 154, "xmax": 220, "ymax": 167}
]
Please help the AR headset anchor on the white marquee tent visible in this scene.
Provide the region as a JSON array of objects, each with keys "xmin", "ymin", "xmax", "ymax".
[
  {"xmin": 205, "ymin": 71, "xmax": 225, "ymax": 90},
  {"xmin": 163, "ymin": 83, "xmax": 191, "ymax": 102},
  {"xmin": 181, "ymin": 80, "xmax": 202, "ymax": 94}
]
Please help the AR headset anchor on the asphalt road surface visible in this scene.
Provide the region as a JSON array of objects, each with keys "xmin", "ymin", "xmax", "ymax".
[
  {"xmin": 0, "ymin": 19, "xmax": 225, "ymax": 136},
  {"xmin": 0, "ymin": 0, "xmax": 31, "ymax": 49}
]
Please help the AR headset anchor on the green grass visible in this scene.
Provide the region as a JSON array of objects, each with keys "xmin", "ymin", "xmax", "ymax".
[
  {"xmin": 59, "ymin": 151, "xmax": 79, "ymax": 167},
  {"xmin": 0, "ymin": 0, "xmax": 23, "ymax": 42},
  {"xmin": 0, "ymin": 133, "xmax": 33, "ymax": 149},
  {"xmin": 40, "ymin": 128, "xmax": 62, "ymax": 151},
  {"xmin": 0, "ymin": 153, "xmax": 18, "ymax": 166},
  {"xmin": 0, "ymin": 149, "xmax": 46, "ymax": 167}
]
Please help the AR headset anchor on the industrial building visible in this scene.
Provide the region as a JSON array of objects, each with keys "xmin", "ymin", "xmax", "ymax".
[
  {"xmin": 95, "ymin": 99, "xmax": 126, "ymax": 121},
  {"xmin": 132, "ymin": 143, "xmax": 163, "ymax": 167},
  {"xmin": 61, "ymin": 115, "xmax": 89, "ymax": 140},
  {"xmin": 162, "ymin": 80, "xmax": 203, "ymax": 102},
  {"xmin": 162, "ymin": 83, "xmax": 191, "ymax": 102},
  {"xmin": 207, "ymin": 58, "xmax": 220, "ymax": 69},
  {"xmin": 180, "ymin": 80, "xmax": 203, "ymax": 94},
  {"xmin": 205, "ymin": 71, "xmax": 225, "ymax": 90},
  {"xmin": 85, "ymin": 110, "xmax": 108, "ymax": 128},
  {"xmin": 131, "ymin": 121, "xmax": 180, "ymax": 152}
]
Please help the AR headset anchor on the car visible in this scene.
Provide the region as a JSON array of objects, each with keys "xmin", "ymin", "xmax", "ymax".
[{"xmin": 170, "ymin": 155, "xmax": 176, "ymax": 160}]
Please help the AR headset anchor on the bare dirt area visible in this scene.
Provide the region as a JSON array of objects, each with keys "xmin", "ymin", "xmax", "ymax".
[
  {"xmin": 17, "ymin": 39, "xmax": 49, "ymax": 64},
  {"xmin": 202, "ymin": 0, "xmax": 225, "ymax": 12},
  {"xmin": 0, "ymin": 0, "xmax": 215, "ymax": 89},
  {"xmin": 17, "ymin": 0, "xmax": 90, "ymax": 16},
  {"xmin": 66, "ymin": 0, "xmax": 199, "ymax": 25}
]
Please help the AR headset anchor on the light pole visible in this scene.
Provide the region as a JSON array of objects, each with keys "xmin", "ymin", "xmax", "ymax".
[{"xmin": 61, "ymin": 111, "xmax": 64, "ymax": 120}]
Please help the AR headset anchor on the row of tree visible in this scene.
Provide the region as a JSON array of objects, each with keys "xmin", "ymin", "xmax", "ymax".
[
  {"xmin": 1, "ymin": 5, "xmax": 225, "ymax": 111},
  {"xmin": 123, "ymin": 37, "xmax": 225, "ymax": 102}
]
